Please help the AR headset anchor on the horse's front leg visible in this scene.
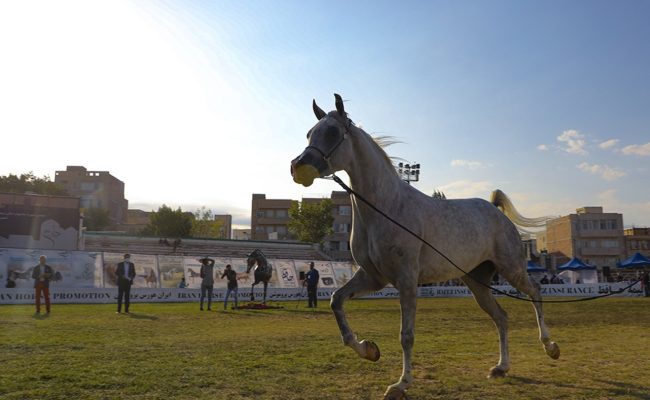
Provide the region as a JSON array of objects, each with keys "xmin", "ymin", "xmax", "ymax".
[
  {"xmin": 384, "ymin": 283, "xmax": 417, "ymax": 400},
  {"xmin": 262, "ymin": 281, "xmax": 268, "ymax": 304},
  {"xmin": 330, "ymin": 269, "xmax": 385, "ymax": 361},
  {"xmin": 250, "ymin": 281, "xmax": 257, "ymax": 302}
]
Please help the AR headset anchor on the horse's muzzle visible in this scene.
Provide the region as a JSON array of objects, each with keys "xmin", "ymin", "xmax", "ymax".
[{"xmin": 291, "ymin": 150, "xmax": 327, "ymax": 187}]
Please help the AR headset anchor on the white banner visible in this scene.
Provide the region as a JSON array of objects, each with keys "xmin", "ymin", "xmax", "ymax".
[{"xmin": 0, "ymin": 282, "xmax": 642, "ymax": 305}]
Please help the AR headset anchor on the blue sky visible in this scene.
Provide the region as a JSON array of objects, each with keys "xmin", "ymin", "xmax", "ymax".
[{"xmin": 1, "ymin": 1, "xmax": 649, "ymax": 228}]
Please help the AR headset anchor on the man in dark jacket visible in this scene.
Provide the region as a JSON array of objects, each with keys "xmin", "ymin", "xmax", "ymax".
[
  {"xmin": 304, "ymin": 262, "xmax": 320, "ymax": 308},
  {"xmin": 32, "ymin": 255, "xmax": 54, "ymax": 314},
  {"xmin": 116, "ymin": 254, "xmax": 136, "ymax": 314}
]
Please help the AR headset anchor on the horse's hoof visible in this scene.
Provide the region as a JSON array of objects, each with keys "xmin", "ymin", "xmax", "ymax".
[
  {"xmin": 361, "ymin": 340, "xmax": 380, "ymax": 362},
  {"xmin": 383, "ymin": 387, "xmax": 407, "ymax": 400},
  {"xmin": 488, "ymin": 366, "xmax": 508, "ymax": 379},
  {"xmin": 545, "ymin": 342, "xmax": 560, "ymax": 360}
]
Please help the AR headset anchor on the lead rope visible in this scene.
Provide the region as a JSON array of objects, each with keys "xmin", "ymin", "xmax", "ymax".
[{"xmin": 328, "ymin": 174, "xmax": 642, "ymax": 304}]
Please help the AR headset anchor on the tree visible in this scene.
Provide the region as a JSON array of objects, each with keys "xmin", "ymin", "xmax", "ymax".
[
  {"xmin": 0, "ymin": 172, "xmax": 67, "ymax": 195},
  {"xmin": 83, "ymin": 208, "xmax": 110, "ymax": 231},
  {"xmin": 190, "ymin": 207, "xmax": 224, "ymax": 238},
  {"xmin": 288, "ymin": 199, "xmax": 334, "ymax": 244},
  {"xmin": 140, "ymin": 205, "xmax": 192, "ymax": 238},
  {"xmin": 432, "ymin": 190, "xmax": 447, "ymax": 199}
]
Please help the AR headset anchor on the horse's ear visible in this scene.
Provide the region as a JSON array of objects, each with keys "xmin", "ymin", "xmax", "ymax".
[
  {"xmin": 334, "ymin": 93, "xmax": 345, "ymax": 117},
  {"xmin": 313, "ymin": 99, "xmax": 326, "ymax": 120}
]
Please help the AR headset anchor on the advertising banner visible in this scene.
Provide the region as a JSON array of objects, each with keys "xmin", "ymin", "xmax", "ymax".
[
  {"xmin": 274, "ymin": 259, "xmax": 299, "ymax": 288},
  {"xmin": 103, "ymin": 252, "xmax": 158, "ymax": 288},
  {"xmin": 158, "ymin": 255, "xmax": 185, "ymax": 288},
  {"xmin": 0, "ymin": 282, "xmax": 642, "ymax": 305},
  {"xmin": 332, "ymin": 262, "xmax": 354, "ymax": 287}
]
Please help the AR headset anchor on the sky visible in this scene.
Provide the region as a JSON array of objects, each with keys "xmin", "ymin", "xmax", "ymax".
[{"xmin": 1, "ymin": 0, "xmax": 649, "ymax": 228}]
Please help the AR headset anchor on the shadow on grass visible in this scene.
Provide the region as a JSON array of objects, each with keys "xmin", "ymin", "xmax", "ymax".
[
  {"xmin": 508, "ymin": 376, "xmax": 650, "ymax": 399},
  {"xmin": 32, "ymin": 313, "xmax": 50, "ymax": 320},
  {"xmin": 127, "ymin": 313, "xmax": 158, "ymax": 320},
  {"xmin": 595, "ymin": 379, "xmax": 650, "ymax": 400}
]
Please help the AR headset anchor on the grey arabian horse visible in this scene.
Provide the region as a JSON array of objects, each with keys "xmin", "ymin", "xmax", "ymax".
[
  {"xmin": 290, "ymin": 94, "xmax": 560, "ymax": 400},
  {"xmin": 246, "ymin": 249, "xmax": 273, "ymax": 304}
]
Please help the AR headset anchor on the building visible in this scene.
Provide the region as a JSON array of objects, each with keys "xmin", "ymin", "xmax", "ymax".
[
  {"xmin": 214, "ymin": 214, "xmax": 232, "ymax": 239},
  {"xmin": 0, "ymin": 192, "xmax": 81, "ymax": 250},
  {"xmin": 250, "ymin": 192, "xmax": 353, "ymax": 260},
  {"xmin": 304, "ymin": 191, "xmax": 352, "ymax": 261},
  {"xmin": 623, "ymin": 227, "xmax": 650, "ymax": 258},
  {"xmin": 251, "ymin": 194, "xmax": 295, "ymax": 241},
  {"xmin": 114, "ymin": 209, "xmax": 151, "ymax": 235},
  {"xmin": 232, "ymin": 228, "xmax": 251, "ymax": 240},
  {"xmin": 537, "ymin": 206, "xmax": 624, "ymax": 276},
  {"xmin": 55, "ymin": 166, "xmax": 128, "ymax": 227}
]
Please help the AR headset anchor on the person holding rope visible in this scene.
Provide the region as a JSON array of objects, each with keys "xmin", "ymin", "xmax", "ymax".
[
  {"xmin": 304, "ymin": 262, "xmax": 320, "ymax": 308},
  {"xmin": 221, "ymin": 264, "xmax": 238, "ymax": 310}
]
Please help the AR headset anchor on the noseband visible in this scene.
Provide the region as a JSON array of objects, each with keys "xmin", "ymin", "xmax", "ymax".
[{"xmin": 304, "ymin": 117, "xmax": 353, "ymax": 170}]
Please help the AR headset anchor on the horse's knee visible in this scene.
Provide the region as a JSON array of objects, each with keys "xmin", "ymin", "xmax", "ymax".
[{"xmin": 400, "ymin": 329, "xmax": 414, "ymax": 349}]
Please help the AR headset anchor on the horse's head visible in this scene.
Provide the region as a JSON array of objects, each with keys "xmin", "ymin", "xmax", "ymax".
[
  {"xmin": 291, "ymin": 93, "xmax": 354, "ymax": 187},
  {"xmin": 246, "ymin": 250, "xmax": 259, "ymax": 273}
]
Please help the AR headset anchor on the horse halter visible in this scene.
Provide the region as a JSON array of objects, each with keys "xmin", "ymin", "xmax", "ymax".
[{"xmin": 304, "ymin": 117, "xmax": 353, "ymax": 172}]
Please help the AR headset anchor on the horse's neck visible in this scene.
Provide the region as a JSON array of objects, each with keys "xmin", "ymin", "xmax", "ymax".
[{"xmin": 345, "ymin": 133, "xmax": 404, "ymax": 215}]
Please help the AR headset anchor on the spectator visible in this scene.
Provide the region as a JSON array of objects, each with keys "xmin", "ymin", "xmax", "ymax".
[
  {"xmin": 199, "ymin": 257, "xmax": 215, "ymax": 311},
  {"xmin": 5, "ymin": 276, "xmax": 16, "ymax": 288},
  {"xmin": 304, "ymin": 262, "xmax": 320, "ymax": 308},
  {"xmin": 221, "ymin": 264, "xmax": 238, "ymax": 310},
  {"xmin": 116, "ymin": 253, "xmax": 136, "ymax": 314},
  {"xmin": 540, "ymin": 274, "xmax": 549, "ymax": 285},
  {"xmin": 178, "ymin": 277, "xmax": 187, "ymax": 289},
  {"xmin": 643, "ymin": 270, "xmax": 650, "ymax": 298},
  {"xmin": 31, "ymin": 255, "xmax": 53, "ymax": 314}
]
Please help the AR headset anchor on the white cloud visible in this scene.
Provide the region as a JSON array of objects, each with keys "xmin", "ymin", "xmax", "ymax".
[
  {"xmin": 450, "ymin": 159, "xmax": 487, "ymax": 170},
  {"xmin": 598, "ymin": 139, "xmax": 619, "ymax": 149},
  {"xmin": 577, "ymin": 162, "xmax": 626, "ymax": 181},
  {"xmin": 536, "ymin": 144, "xmax": 549, "ymax": 151},
  {"xmin": 621, "ymin": 142, "xmax": 650, "ymax": 156},
  {"xmin": 557, "ymin": 129, "xmax": 587, "ymax": 155},
  {"xmin": 436, "ymin": 180, "xmax": 492, "ymax": 199}
]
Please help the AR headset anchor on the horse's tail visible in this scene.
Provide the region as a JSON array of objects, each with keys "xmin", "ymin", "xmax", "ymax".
[{"xmin": 490, "ymin": 189, "xmax": 553, "ymax": 232}]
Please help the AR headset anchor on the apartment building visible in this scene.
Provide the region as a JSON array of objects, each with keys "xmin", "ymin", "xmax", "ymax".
[
  {"xmin": 623, "ymin": 227, "xmax": 650, "ymax": 258},
  {"xmin": 251, "ymin": 194, "xmax": 295, "ymax": 241},
  {"xmin": 537, "ymin": 206, "xmax": 625, "ymax": 273},
  {"xmin": 214, "ymin": 214, "xmax": 232, "ymax": 239},
  {"xmin": 250, "ymin": 192, "xmax": 353, "ymax": 260},
  {"xmin": 55, "ymin": 166, "xmax": 127, "ymax": 227}
]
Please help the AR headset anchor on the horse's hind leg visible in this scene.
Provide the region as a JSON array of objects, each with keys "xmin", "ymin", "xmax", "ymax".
[
  {"xmin": 462, "ymin": 262, "xmax": 511, "ymax": 378},
  {"xmin": 330, "ymin": 268, "xmax": 386, "ymax": 362},
  {"xmin": 503, "ymin": 268, "xmax": 560, "ymax": 360}
]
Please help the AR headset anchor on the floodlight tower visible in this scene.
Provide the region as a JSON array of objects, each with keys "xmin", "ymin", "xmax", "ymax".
[{"xmin": 396, "ymin": 162, "xmax": 420, "ymax": 185}]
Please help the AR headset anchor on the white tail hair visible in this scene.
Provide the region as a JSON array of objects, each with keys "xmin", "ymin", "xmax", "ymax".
[{"xmin": 490, "ymin": 189, "xmax": 553, "ymax": 234}]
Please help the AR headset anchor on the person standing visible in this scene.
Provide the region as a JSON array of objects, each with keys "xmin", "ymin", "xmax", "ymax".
[
  {"xmin": 304, "ymin": 262, "xmax": 320, "ymax": 308},
  {"xmin": 31, "ymin": 255, "xmax": 53, "ymax": 314},
  {"xmin": 221, "ymin": 264, "xmax": 238, "ymax": 310},
  {"xmin": 643, "ymin": 270, "xmax": 650, "ymax": 297},
  {"xmin": 199, "ymin": 257, "xmax": 215, "ymax": 311},
  {"xmin": 116, "ymin": 254, "xmax": 136, "ymax": 314}
]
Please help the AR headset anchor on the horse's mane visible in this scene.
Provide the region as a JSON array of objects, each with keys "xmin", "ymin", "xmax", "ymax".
[{"xmin": 350, "ymin": 124, "xmax": 400, "ymax": 177}]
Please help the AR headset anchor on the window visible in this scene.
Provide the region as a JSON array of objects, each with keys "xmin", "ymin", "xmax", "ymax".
[
  {"xmin": 329, "ymin": 241, "xmax": 339, "ymax": 251},
  {"xmin": 276, "ymin": 226, "xmax": 287, "ymax": 234},
  {"xmin": 339, "ymin": 205, "xmax": 351, "ymax": 215},
  {"xmin": 265, "ymin": 225, "xmax": 274, "ymax": 233},
  {"xmin": 275, "ymin": 209, "xmax": 287, "ymax": 218},
  {"xmin": 81, "ymin": 182, "xmax": 95, "ymax": 191},
  {"xmin": 256, "ymin": 211, "xmax": 265, "ymax": 218}
]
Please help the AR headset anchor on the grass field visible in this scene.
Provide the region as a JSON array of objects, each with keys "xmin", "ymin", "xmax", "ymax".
[{"xmin": 1, "ymin": 297, "xmax": 649, "ymax": 400}]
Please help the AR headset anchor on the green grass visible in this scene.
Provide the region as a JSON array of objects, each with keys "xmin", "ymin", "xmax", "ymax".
[{"xmin": 1, "ymin": 298, "xmax": 649, "ymax": 399}]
